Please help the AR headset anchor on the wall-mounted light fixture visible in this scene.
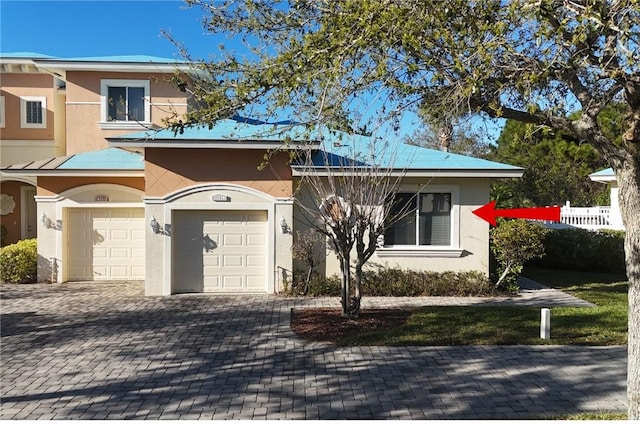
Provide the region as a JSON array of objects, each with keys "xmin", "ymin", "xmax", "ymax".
[
  {"xmin": 41, "ymin": 212, "xmax": 61, "ymax": 230},
  {"xmin": 279, "ymin": 216, "xmax": 290, "ymax": 234},
  {"xmin": 41, "ymin": 212, "xmax": 52, "ymax": 229},
  {"xmin": 150, "ymin": 216, "xmax": 161, "ymax": 234}
]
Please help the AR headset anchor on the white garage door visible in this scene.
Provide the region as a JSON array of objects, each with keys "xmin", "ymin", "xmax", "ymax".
[
  {"xmin": 67, "ymin": 208, "xmax": 145, "ymax": 281},
  {"xmin": 173, "ymin": 210, "xmax": 267, "ymax": 293}
]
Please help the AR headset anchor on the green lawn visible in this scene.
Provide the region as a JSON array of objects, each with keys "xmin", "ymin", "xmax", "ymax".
[{"xmin": 337, "ymin": 268, "xmax": 628, "ymax": 346}]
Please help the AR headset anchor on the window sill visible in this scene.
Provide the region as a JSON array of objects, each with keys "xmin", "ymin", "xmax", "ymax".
[
  {"xmin": 376, "ymin": 247, "xmax": 465, "ymax": 258},
  {"xmin": 99, "ymin": 121, "xmax": 153, "ymax": 130}
]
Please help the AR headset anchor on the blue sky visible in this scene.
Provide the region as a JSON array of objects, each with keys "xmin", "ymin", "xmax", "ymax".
[
  {"xmin": 0, "ymin": 1, "xmax": 220, "ymax": 59},
  {"xmin": 0, "ymin": 0, "xmax": 504, "ymax": 143}
]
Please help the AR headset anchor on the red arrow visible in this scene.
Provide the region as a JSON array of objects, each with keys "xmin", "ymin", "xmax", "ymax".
[{"xmin": 472, "ymin": 201, "xmax": 561, "ymax": 226}]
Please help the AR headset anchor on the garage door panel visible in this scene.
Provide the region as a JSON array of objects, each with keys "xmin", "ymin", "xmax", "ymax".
[
  {"xmin": 222, "ymin": 275, "xmax": 243, "ymax": 289},
  {"xmin": 246, "ymin": 255, "xmax": 265, "ymax": 267},
  {"xmin": 173, "ymin": 210, "xmax": 267, "ymax": 293},
  {"xmin": 222, "ymin": 254, "xmax": 243, "ymax": 267},
  {"xmin": 67, "ymin": 208, "xmax": 145, "ymax": 281},
  {"xmin": 223, "ymin": 234, "xmax": 243, "ymax": 246},
  {"xmin": 203, "ymin": 254, "xmax": 220, "ymax": 266},
  {"xmin": 110, "ymin": 247, "xmax": 129, "ymax": 258},
  {"xmin": 246, "ymin": 276, "xmax": 265, "ymax": 290},
  {"xmin": 247, "ymin": 234, "xmax": 265, "ymax": 246}
]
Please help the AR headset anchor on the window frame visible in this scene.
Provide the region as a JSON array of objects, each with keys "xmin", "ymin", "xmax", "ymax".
[
  {"xmin": 0, "ymin": 96, "xmax": 5, "ymax": 128},
  {"xmin": 100, "ymin": 79, "xmax": 151, "ymax": 130},
  {"xmin": 20, "ymin": 96, "xmax": 47, "ymax": 129},
  {"xmin": 378, "ymin": 184, "xmax": 461, "ymax": 257}
]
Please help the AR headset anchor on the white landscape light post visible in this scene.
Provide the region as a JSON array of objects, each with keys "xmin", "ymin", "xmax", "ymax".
[{"xmin": 540, "ymin": 308, "xmax": 551, "ymax": 339}]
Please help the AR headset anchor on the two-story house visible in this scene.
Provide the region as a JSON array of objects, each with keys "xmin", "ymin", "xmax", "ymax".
[{"xmin": 1, "ymin": 52, "xmax": 523, "ymax": 295}]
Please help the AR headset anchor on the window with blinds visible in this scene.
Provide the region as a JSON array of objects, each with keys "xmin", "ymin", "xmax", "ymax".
[
  {"xmin": 385, "ymin": 192, "xmax": 452, "ymax": 246},
  {"xmin": 19, "ymin": 96, "xmax": 46, "ymax": 128}
]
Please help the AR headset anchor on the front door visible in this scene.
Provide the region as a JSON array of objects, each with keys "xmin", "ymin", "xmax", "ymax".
[{"xmin": 22, "ymin": 186, "xmax": 37, "ymax": 239}]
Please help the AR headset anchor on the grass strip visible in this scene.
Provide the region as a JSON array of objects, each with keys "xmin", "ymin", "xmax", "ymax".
[{"xmin": 336, "ymin": 271, "xmax": 628, "ymax": 346}]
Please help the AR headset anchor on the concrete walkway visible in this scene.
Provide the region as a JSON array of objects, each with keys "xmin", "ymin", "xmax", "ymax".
[{"xmin": 0, "ymin": 281, "xmax": 626, "ymax": 420}]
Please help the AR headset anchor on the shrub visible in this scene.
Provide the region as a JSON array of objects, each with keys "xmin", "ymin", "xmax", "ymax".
[
  {"xmin": 287, "ymin": 267, "xmax": 497, "ymax": 297},
  {"xmin": 361, "ymin": 268, "xmax": 497, "ymax": 296},
  {"xmin": 529, "ymin": 228, "xmax": 626, "ymax": 273},
  {"xmin": 0, "ymin": 238, "xmax": 37, "ymax": 283},
  {"xmin": 490, "ymin": 220, "xmax": 549, "ymax": 292},
  {"xmin": 289, "ymin": 272, "xmax": 341, "ymax": 296}
]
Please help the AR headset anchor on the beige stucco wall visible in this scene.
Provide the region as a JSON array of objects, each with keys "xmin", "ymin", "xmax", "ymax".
[
  {"xmin": 145, "ymin": 148, "xmax": 293, "ymax": 198},
  {"xmin": 144, "ymin": 183, "xmax": 293, "ymax": 296},
  {"xmin": 293, "ymin": 176, "xmax": 491, "ymax": 279},
  {"xmin": 64, "ymin": 71, "xmax": 189, "ymax": 154},
  {"xmin": 35, "ymin": 183, "xmax": 145, "ymax": 283}
]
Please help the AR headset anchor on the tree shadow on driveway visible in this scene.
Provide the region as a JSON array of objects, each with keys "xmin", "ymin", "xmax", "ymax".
[{"xmin": 0, "ymin": 282, "xmax": 628, "ymax": 420}]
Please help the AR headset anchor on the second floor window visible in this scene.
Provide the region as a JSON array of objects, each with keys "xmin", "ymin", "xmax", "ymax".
[
  {"xmin": 107, "ymin": 86, "xmax": 145, "ymax": 122},
  {"xmin": 100, "ymin": 79, "xmax": 150, "ymax": 128},
  {"xmin": 20, "ymin": 96, "xmax": 47, "ymax": 128}
]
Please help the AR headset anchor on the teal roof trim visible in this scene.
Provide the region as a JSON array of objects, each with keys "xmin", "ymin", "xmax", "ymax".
[
  {"xmin": 44, "ymin": 55, "xmax": 185, "ymax": 64},
  {"xmin": 0, "ymin": 52, "xmax": 54, "ymax": 59},
  {"xmin": 590, "ymin": 167, "xmax": 614, "ymax": 177},
  {"xmin": 59, "ymin": 148, "xmax": 143, "ymax": 170}
]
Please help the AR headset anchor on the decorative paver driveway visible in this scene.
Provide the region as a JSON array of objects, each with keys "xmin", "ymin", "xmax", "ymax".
[{"xmin": 0, "ymin": 282, "xmax": 627, "ymax": 420}]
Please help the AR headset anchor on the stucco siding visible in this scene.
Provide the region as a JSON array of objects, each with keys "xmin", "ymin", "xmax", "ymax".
[
  {"xmin": 0, "ymin": 73, "xmax": 55, "ymax": 141},
  {"xmin": 145, "ymin": 148, "xmax": 293, "ymax": 198},
  {"xmin": 64, "ymin": 71, "xmax": 189, "ymax": 154},
  {"xmin": 37, "ymin": 176, "xmax": 144, "ymax": 197},
  {"xmin": 292, "ymin": 177, "xmax": 491, "ymax": 280}
]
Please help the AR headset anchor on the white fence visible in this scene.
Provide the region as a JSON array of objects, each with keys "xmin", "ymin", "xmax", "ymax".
[
  {"xmin": 559, "ymin": 206, "xmax": 614, "ymax": 230},
  {"xmin": 542, "ymin": 203, "xmax": 624, "ymax": 231}
]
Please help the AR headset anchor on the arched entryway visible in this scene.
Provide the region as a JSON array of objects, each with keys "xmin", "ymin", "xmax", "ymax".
[{"xmin": 0, "ymin": 177, "xmax": 37, "ymax": 246}]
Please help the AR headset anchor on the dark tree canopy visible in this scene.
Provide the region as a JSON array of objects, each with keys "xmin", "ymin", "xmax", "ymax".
[{"xmin": 489, "ymin": 119, "xmax": 610, "ymax": 207}]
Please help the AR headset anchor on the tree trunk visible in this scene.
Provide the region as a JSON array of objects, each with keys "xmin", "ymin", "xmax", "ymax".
[
  {"xmin": 617, "ymin": 158, "xmax": 640, "ymax": 420},
  {"xmin": 340, "ymin": 252, "xmax": 351, "ymax": 318},
  {"xmin": 350, "ymin": 262, "xmax": 363, "ymax": 319}
]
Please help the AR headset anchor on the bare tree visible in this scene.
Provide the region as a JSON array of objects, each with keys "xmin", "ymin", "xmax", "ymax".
[{"xmin": 292, "ymin": 138, "xmax": 410, "ymax": 318}]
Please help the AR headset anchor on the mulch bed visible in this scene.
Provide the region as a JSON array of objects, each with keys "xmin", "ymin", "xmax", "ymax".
[{"xmin": 290, "ymin": 308, "xmax": 412, "ymax": 343}]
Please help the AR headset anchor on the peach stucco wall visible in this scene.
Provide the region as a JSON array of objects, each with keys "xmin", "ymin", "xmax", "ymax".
[
  {"xmin": 145, "ymin": 148, "xmax": 293, "ymax": 198},
  {"xmin": 37, "ymin": 176, "xmax": 145, "ymax": 197},
  {"xmin": 1, "ymin": 73, "xmax": 55, "ymax": 141},
  {"xmin": 64, "ymin": 71, "xmax": 189, "ymax": 154}
]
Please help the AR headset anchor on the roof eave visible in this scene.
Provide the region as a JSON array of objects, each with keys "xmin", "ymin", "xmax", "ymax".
[
  {"xmin": 32, "ymin": 60, "xmax": 191, "ymax": 75},
  {"xmin": 108, "ymin": 139, "xmax": 322, "ymax": 150},
  {"xmin": 589, "ymin": 175, "xmax": 616, "ymax": 183},
  {"xmin": 291, "ymin": 167, "xmax": 524, "ymax": 178},
  {"xmin": 1, "ymin": 170, "xmax": 144, "ymax": 178}
]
